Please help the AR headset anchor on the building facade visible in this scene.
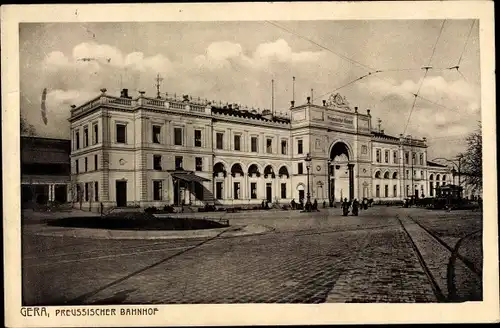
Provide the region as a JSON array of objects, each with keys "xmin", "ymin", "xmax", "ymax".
[
  {"xmin": 21, "ymin": 136, "xmax": 71, "ymax": 208},
  {"xmin": 69, "ymin": 89, "xmax": 452, "ymax": 210}
]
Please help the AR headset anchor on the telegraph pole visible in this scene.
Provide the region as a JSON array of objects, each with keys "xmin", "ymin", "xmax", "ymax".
[
  {"xmin": 155, "ymin": 74, "xmax": 163, "ymax": 99},
  {"xmin": 271, "ymin": 79, "xmax": 275, "ymax": 116}
]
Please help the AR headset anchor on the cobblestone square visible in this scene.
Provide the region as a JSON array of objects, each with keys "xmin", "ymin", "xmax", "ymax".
[{"xmin": 22, "ymin": 207, "xmax": 483, "ymax": 305}]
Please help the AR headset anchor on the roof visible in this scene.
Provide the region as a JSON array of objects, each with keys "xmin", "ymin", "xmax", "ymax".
[
  {"xmin": 211, "ymin": 105, "xmax": 290, "ymax": 124},
  {"xmin": 427, "ymin": 161, "xmax": 448, "ymax": 168},
  {"xmin": 371, "ymin": 131, "xmax": 400, "ymax": 141},
  {"xmin": 21, "ymin": 137, "xmax": 71, "ymax": 164}
]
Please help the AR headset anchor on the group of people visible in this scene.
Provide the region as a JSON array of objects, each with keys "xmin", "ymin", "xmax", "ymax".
[
  {"xmin": 289, "ymin": 198, "xmax": 320, "ymax": 211},
  {"xmin": 341, "ymin": 198, "xmax": 369, "ymax": 216}
]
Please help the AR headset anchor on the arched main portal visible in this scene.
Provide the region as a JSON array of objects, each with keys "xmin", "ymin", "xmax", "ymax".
[{"xmin": 329, "ymin": 141, "xmax": 354, "ymax": 203}]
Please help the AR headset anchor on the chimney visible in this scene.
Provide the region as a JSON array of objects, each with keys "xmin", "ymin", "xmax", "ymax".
[
  {"xmin": 323, "ymin": 100, "xmax": 326, "ymax": 106},
  {"xmin": 307, "ymin": 96, "xmax": 311, "ymax": 104},
  {"xmin": 120, "ymin": 88, "xmax": 129, "ymax": 98},
  {"xmin": 367, "ymin": 109, "xmax": 371, "ymax": 116},
  {"xmin": 291, "ymin": 100, "xmax": 295, "ymax": 107},
  {"xmin": 381, "ymin": 129, "xmax": 385, "ymax": 134}
]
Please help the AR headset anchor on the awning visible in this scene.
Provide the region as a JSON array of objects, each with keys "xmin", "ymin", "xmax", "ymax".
[{"xmin": 170, "ymin": 171, "xmax": 210, "ymax": 183}]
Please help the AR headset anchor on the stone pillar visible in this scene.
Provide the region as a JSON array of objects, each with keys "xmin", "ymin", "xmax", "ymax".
[{"xmin": 348, "ymin": 163, "xmax": 355, "ymax": 201}]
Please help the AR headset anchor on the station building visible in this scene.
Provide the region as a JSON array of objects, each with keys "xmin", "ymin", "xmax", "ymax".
[
  {"xmin": 68, "ymin": 88, "xmax": 452, "ymax": 210},
  {"xmin": 21, "ymin": 136, "xmax": 71, "ymax": 208}
]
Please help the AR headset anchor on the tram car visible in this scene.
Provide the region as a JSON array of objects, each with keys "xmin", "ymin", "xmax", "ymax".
[{"xmin": 428, "ymin": 184, "xmax": 467, "ymax": 210}]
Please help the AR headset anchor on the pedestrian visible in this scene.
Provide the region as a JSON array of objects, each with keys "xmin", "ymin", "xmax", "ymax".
[
  {"xmin": 290, "ymin": 199, "xmax": 296, "ymax": 210},
  {"xmin": 352, "ymin": 199, "xmax": 359, "ymax": 216},
  {"xmin": 342, "ymin": 198, "xmax": 350, "ymax": 216},
  {"xmin": 313, "ymin": 199, "xmax": 318, "ymax": 211}
]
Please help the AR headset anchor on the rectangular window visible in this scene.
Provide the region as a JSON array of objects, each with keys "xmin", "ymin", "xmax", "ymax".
[
  {"xmin": 75, "ymin": 159, "xmax": 79, "ymax": 173},
  {"xmin": 393, "ymin": 185, "xmax": 397, "ymax": 197},
  {"xmin": 174, "ymin": 127, "xmax": 183, "ymax": 146},
  {"xmin": 430, "ymin": 182, "xmax": 434, "ymax": 196},
  {"xmin": 376, "ymin": 185, "xmax": 380, "ymax": 197},
  {"xmin": 406, "ymin": 170, "xmax": 409, "ymax": 179},
  {"xmin": 216, "ymin": 133, "xmax": 224, "ymax": 150},
  {"xmin": 83, "ymin": 127, "xmax": 89, "ymax": 147},
  {"xmin": 251, "ymin": 183, "xmax": 257, "ymax": 199},
  {"xmin": 85, "ymin": 182, "xmax": 89, "ymax": 202},
  {"xmin": 266, "ymin": 138, "xmax": 272, "ymax": 153},
  {"xmin": 153, "ymin": 180, "xmax": 163, "ymax": 201},
  {"xmin": 76, "ymin": 184, "xmax": 81, "ymax": 202},
  {"xmin": 216, "ymin": 182, "xmax": 223, "ymax": 200},
  {"xmin": 152, "ymin": 125, "xmax": 161, "ymax": 144},
  {"xmin": 194, "ymin": 129, "xmax": 202, "ymax": 147},
  {"xmin": 76, "ymin": 131, "xmax": 80, "ymax": 149},
  {"xmin": 362, "ymin": 145, "xmax": 368, "ymax": 154},
  {"xmin": 281, "ymin": 183, "xmax": 287, "ymax": 199},
  {"xmin": 234, "ymin": 182, "xmax": 240, "ymax": 200},
  {"xmin": 405, "ymin": 152, "xmax": 409, "ymax": 165},
  {"xmin": 298, "ymin": 162, "xmax": 304, "ymax": 175},
  {"xmin": 93, "ymin": 123, "xmax": 98, "ymax": 144},
  {"xmin": 420, "ymin": 153, "xmax": 424, "ymax": 165},
  {"xmin": 153, "ymin": 155, "xmax": 162, "ymax": 170},
  {"xmin": 94, "ymin": 181, "xmax": 99, "ymax": 201},
  {"xmin": 84, "ymin": 157, "xmax": 88, "ymax": 172},
  {"xmin": 94, "ymin": 154, "xmax": 98, "ymax": 170},
  {"xmin": 116, "ymin": 124, "xmax": 126, "ymax": 143},
  {"xmin": 251, "ymin": 137, "xmax": 258, "ymax": 152},
  {"xmin": 234, "ymin": 135, "xmax": 241, "ymax": 151},
  {"xmin": 393, "ymin": 151, "xmax": 398, "ymax": 164},
  {"xmin": 384, "ymin": 185, "xmax": 389, "ymax": 197},
  {"xmin": 297, "ymin": 139, "xmax": 303, "ymax": 154},
  {"xmin": 281, "ymin": 140, "xmax": 287, "ymax": 155},
  {"xmin": 384, "ymin": 150, "xmax": 389, "ymax": 163},
  {"xmin": 195, "ymin": 157, "xmax": 203, "ymax": 171},
  {"xmin": 175, "ymin": 156, "xmax": 183, "ymax": 170},
  {"xmin": 412, "ymin": 152, "xmax": 416, "ymax": 165},
  {"xmin": 406, "ymin": 185, "xmax": 410, "ymax": 197},
  {"xmin": 376, "ymin": 149, "xmax": 381, "ymax": 163}
]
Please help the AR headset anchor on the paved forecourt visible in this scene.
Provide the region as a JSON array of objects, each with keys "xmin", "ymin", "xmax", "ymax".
[{"xmin": 22, "ymin": 206, "xmax": 482, "ymax": 304}]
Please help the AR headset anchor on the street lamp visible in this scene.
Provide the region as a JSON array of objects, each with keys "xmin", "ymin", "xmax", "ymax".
[
  {"xmin": 305, "ymin": 153, "xmax": 312, "ymax": 211},
  {"xmin": 327, "ymin": 159, "xmax": 333, "ymax": 207}
]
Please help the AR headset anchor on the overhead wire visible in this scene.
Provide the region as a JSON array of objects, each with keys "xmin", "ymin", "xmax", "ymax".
[
  {"xmin": 265, "ymin": 20, "xmax": 458, "ymax": 112},
  {"xmin": 402, "ymin": 20, "xmax": 446, "ymax": 135}
]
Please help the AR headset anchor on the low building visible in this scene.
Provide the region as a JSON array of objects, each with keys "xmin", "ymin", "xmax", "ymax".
[
  {"xmin": 68, "ymin": 88, "xmax": 452, "ymax": 210},
  {"xmin": 21, "ymin": 136, "xmax": 71, "ymax": 208}
]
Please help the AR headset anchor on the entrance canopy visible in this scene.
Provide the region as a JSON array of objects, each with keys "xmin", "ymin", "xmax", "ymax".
[{"xmin": 170, "ymin": 171, "xmax": 210, "ymax": 183}]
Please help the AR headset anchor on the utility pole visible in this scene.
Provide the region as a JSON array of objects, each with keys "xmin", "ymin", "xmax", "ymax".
[
  {"xmin": 311, "ymin": 88, "xmax": 314, "ymax": 104},
  {"xmin": 155, "ymin": 73, "xmax": 163, "ymax": 99},
  {"xmin": 292, "ymin": 76, "xmax": 295, "ymax": 103},
  {"xmin": 410, "ymin": 135, "xmax": 414, "ymax": 199},
  {"xmin": 271, "ymin": 79, "xmax": 275, "ymax": 116}
]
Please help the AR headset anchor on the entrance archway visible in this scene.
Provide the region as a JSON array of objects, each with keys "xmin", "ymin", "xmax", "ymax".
[{"xmin": 329, "ymin": 141, "xmax": 354, "ymax": 202}]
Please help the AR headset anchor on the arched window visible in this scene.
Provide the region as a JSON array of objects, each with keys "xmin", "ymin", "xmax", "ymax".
[
  {"xmin": 278, "ymin": 166, "xmax": 289, "ymax": 178},
  {"xmin": 248, "ymin": 164, "xmax": 260, "ymax": 177},
  {"xmin": 264, "ymin": 165, "xmax": 275, "ymax": 178},
  {"xmin": 231, "ymin": 163, "xmax": 244, "ymax": 177},
  {"xmin": 383, "ymin": 171, "xmax": 389, "ymax": 179},
  {"xmin": 442, "ymin": 175, "xmax": 446, "ymax": 181},
  {"xmin": 374, "ymin": 171, "xmax": 381, "ymax": 179},
  {"xmin": 436, "ymin": 174, "xmax": 440, "ymax": 181},
  {"xmin": 392, "ymin": 172, "xmax": 398, "ymax": 179},
  {"xmin": 213, "ymin": 162, "xmax": 226, "ymax": 177},
  {"xmin": 429, "ymin": 174, "xmax": 434, "ymax": 180}
]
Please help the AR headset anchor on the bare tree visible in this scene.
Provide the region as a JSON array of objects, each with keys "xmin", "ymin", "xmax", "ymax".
[
  {"xmin": 460, "ymin": 122, "xmax": 482, "ymax": 193},
  {"xmin": 21, "ymin": 115, "xmax": 36, "ymax": 136}
]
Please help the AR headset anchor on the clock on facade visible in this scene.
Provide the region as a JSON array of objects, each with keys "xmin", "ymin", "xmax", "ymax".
[
  {"xmin": 316, "ymin": 165, "xmax": 321, "ymax": 171},
  {"xmin": 119, "ymin": 159, "xmax": 126, "ymax": 165}
]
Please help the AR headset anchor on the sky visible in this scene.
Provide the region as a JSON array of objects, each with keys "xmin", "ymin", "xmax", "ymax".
[{"xmin": 19, "ymin": 20, "xmax": 481, "ymax": 160}]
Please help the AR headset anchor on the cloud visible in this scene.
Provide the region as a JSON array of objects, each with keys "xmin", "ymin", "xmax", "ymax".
[
  {"xmin": 253, "ymin": 39, "xmax": 322, "ymax": 64},
  {"xmin": 193, "ymin": 39, "xmax": 323, "ymax": 71}
]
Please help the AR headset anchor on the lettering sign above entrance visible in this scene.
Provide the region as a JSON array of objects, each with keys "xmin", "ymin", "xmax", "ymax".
[{"xmin": 327, "ymin": 114, "xmax": 354, "ymax": 129}]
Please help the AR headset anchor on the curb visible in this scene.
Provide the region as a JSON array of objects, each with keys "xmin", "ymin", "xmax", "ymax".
[{"xmin": 23, "ymin": 224, "xmax": 274, "ymax": 240}]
